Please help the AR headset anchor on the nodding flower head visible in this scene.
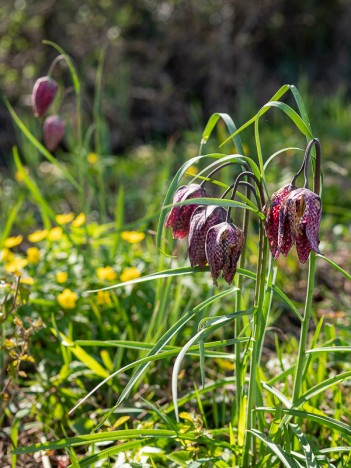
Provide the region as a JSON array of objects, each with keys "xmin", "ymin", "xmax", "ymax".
[
  {"xmin": 32, "ymin": 76, "xmax": 58, "ymax": 117},
  {"xmin": 165, "ymin": 184, "xmax": 209, "ymax": 239},
  {"xmin": 263, "ymin": 184, "xmax": 294, "ymax": 259},
  {"xmin": 43, "ymin": 115, "xmax": 65, "ymax": 152},
  {"xmin": 205, "ymin": 222, "xmax": 245, "ymax": 286},
  {"xmin": 188, "ymin": 205, "xmax": 227, "ymax": 267},
  {"xmin": 279, "ymin": 188, "xmax": 322, "ymax": 263}
]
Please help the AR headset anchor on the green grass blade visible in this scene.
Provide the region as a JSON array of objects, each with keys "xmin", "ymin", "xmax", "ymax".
[
  {"xmin": 316, "ymin": 254, "xmax": 351, "ymax": 281},
  {"xmin": 289, "ymin": 85, "xmax": 312, "ymax": 132},
  {"xmin": 283, "ymin": 409, "xmax": 351, "ymax": 439},
  {"xmin": 261, "ymin": 101, "xmax": 313, "ymax": 138},
  {"xmin": 0, "ymin": 194, "xmax": 24, "ymax": 249},
  {"xmin": 12, "ymin": 429, "xmax": 181, "ymax": 454},
  {"xmin": 263, "ymin": 147, "xmax": 304, "ymax": 171},
  {"xmin": 51, "ymin": 329, "xmax": 109, "ymax": 379},
  {"xmin": 201, "ymin": 112, "xmax": 245, "ymax": 154},
  {"xmin": 172, "ymin": 309, "xmax": 253, "ymax": 420},
  {"xmin": 5, "ymin": 100, "xmax": 81, "ymax": 191},
  {"xmin": 42, "ymin": 40, "xmax": 80, "ymax": 94},
  {"xmin": 249, "ymin": 429, "xmax": 299, "ymax": 468},
  {"xmin": 13, "ymin": 147, "xmax": 54, "ymax": 229},
  {"xmin": 289, "ymin": 423, "xmax": 319, "ymax": 468},
  {"xmin": 219, "ymin": 85, "xmax": 291, "ymax": 148}
]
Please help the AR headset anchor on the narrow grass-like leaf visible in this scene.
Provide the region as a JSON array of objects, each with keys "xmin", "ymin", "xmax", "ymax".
[
  {"xmin": 12, "ymin": 429, "xmax": 182, "ymax": 454},
  {"xmin": 51, "ymin": 329, "xmax": 109, "ymax": 379},
  {"xmin": 263, "ymin": 147, "xmax": 304, "ymax": 171},
  {"xmin": 262, "ymin": 382, "xmax": 292, "ymax": 409},
  {"xmin": 71, "ymin": 288, "xmax": 237, "ymax": 420},
  {"xmin": 289, "ymin": 423, "xmax": 319, "ymax": 468},
  {"xmin": 260, "ymin": 102, "xmax": 313, "ymax": 138},
  {"xmin": 0, "ymin": 194, "xmax": 24, "ymax": 249},
  {"xmin": 70, "ymin": 440, "xmax": 147, "ymax": 468},
  {"xmin": 13, "ymin": 147, "xmax": 54, "ymax": 229},
  {"xmin": 289, "ymin": 85, "xmax": 312, "ymax": 132},
  {"xmin": 6, "ymin": 100, "xmax": 81, "ymax": 191},
  {"xmin": 316, "ymin": 254, "xmax": 351, "ymax": 281},
  {"xmin": 219, "ymin": 85, "xmax": 291, "ymax": 148},
  {"xmin": 249, "ymin": 429, "xmax": 299, "ymax": 468},
  {"xmin": 43, "ymin": 40, "xmax": 80, "ymax": 94},
  {"xmin": 283, "ymin": 410, "xmax": 351, "ymax": 439},
  {"xmin": 201, "ymin": 112, "xmax": 245, "ymax": 154},
  {"xmin": 293, "ymin": 370, "xmax": 351, "ymax": 409},
  {"xmin": 172, "ymin": 309, "xmax": 253, "ymax": 421},
  {"xmin": 307, "ymin": 346, "xmax": 351, "ymax": 354}
]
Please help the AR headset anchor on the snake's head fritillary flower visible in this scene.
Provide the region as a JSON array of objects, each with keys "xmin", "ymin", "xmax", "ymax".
[
  {"xmin": 279, "ymin": 188, "xmax": 322, "ymax": 263},
  {"xmin": 43, "ymin": 115, "xmax": 65, "ymax": 152},
  {"xmin": 205, "ymin": 222, "xmax": 245, "ymax": 286},
  {"xmin": 263, "ymin": 184, "xmax": 293, "ymax": 259},
  {"xmin": 32, "ymin": 76, "xmax": 58, "ymax": 117},
  {"xmin": 165, "ymin": 184, "xmax": 209, "ymax": 239},
  {"xmin": 188, "ymin": 205, "xmax": 227, "ymax": 267}
]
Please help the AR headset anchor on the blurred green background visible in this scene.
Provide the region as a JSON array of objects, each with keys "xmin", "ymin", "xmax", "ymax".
[{"xmin": 2, "ymin": 0, "xmax": 351, "ymax": 158}]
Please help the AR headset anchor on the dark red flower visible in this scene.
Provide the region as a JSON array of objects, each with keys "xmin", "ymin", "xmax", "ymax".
[
  {"xmin": 205, "ymin": 222, "xmax": 245, "ymax": 286},
  {"xmin": 165, "ymin": 184, "xmax": 208, "ymax": 239},
  {"xmin": 32, "ymin": 76, "xmax": 58, "ymax": 117},
  {"xmin": 263, "ymin": 184, "xmax": 293, "ymax": 259},
  {"xmin": 43, "ymin": 115, "xmax": 65, "ymax": 152},
  {"xmin": 188, "ymin": 205, "xmax": 227, "ymax": 267},
  {"xmin": 279, "ymin": 188, "xmax": 322, "ymax": 263}
]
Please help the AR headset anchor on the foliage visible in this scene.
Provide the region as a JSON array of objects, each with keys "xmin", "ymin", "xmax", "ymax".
[{"xmin": 1, "ymin": 43, "xmax": 351, "ymax": 467}]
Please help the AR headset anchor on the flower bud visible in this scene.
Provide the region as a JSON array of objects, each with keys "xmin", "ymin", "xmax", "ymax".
[
  {"xmin": 165, "ymin": 184, "xmax": 209, "ymax": 239},
  {"xmin": 43, "ymin": 115, "xmax": 65, "ymax": 152},
  {"xmin": 32, "ymin": 76, "xmax": 58, "ymax": 117}
]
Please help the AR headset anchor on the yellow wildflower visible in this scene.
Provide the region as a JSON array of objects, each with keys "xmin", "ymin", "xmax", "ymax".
[
  {"xmin": 97, "ymin": 266, "xmax": 117, "ymax": 281},
  {"xmin": 55, "ymin": 213, "xmax": 74, "ymax": 225},
  {"xmin": 88, "ymin": 152, "xmax": 99, "ymax": 165},
  {"xmin": 186, "ymin": 165, "xmax": 198, "ymax": 176},
  {"xmin": 56, "ymin": 271, "xmax": 68, "ymax": 283},
  {"xmin": 57, "ymin": 288, "xmax": 78, "ymax": 309},
  {"xmin": 5, "ymin": 257, "xmax": 28, "ymax": 274},
  {"xmin": 21, "ymin": 277, "xmax": 34, "ymax": 285},
  {"xmin": 72, "ymin": 212, "xmax": 86, "ymax": 228},
  {"xmin": 48, "ymin": 227, "xmax": 63, "ymax": 241},
  {"xmin": 96, "ymin": 290, "xmax": 112, "ymax": 305},
  {"xmin": 28, "ymin": 229, "xmax": 48, "ymax": 242},
  {"xmin": 4, "ymin": 235, "xmax": 23, "ymax": 248},
  {"xmin": 120, "ymin": 231, "xmax": 145, "ymax": 244},
  {"xmin": 26, "ymin": 247, "xmax": 40, "ymax": 264},
  {"xmin": 1, "ymin": 249, "xmax": 14, "ymax": 262},
  {"xmin": 120, "ymin": 267, "xmax": 141, "ymax": 283}
]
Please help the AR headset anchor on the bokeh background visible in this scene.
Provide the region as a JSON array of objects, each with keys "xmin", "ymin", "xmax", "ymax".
[{"xmin": 2, "ymin": 0, "xmax": 351, "ymax": 158}]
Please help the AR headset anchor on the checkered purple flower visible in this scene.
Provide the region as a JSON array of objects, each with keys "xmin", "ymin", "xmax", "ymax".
[
  {"xmin": 188, "ymin": 205, "xmax": 227, "ymax": 267},
  {"xmin": 279, "ymin": 188, "xmax": 322, "ymax": 263},
  {"xmin": 263, "ymin": 184, "xmax": 293, "ymax": 259},
  {"xmin": 205, "ymin": 222, "xmax": 245, "ymax": 286},
  {"xmin": 165, "ymin": 184, "xmax": 209, "ymax": 239}
]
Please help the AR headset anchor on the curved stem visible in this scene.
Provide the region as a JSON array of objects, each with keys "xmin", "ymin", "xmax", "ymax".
[
  {"xmin": 47, "ymin": 54, "xmax": 65, "ymax": 77},
  {"xmin": 226, "ymin": 171, "xmax": 265, "ymax": 222},
  {"xmin": 200, "ymin": 161, "xmax": 250, "ymax": 187},
  {"xmin": 292, "ymin": 139, "xmax": 321, "ymax": 404}
]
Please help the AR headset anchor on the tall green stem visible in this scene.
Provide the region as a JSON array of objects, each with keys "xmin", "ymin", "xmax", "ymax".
[
  {"xmin": 292, "ymin": 252, "xmax": 316, "ymax": 401},
  {"xmin": 242, "ymin": 225, "xmax": 269, "ymax": 466}
]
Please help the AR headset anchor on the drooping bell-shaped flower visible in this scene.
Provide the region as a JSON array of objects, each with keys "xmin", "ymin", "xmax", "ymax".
[
  {"xmin": 32, "ymin": 76, "xmax": 58, "ymax": 117},
  {"xmin": 263, "ymin": 184, "xmax": 293, "ymax": 259},
  {"xmin": 43, "ymin": 115, "xmax": 65, "ymax": 152},
  {"xmin": 188, "ymin": 205, "xmax": 227, "ymax": 267},
  {"xmin": 279, "ymin": 188, "xmax": 322, "ymax": 263},
  {"xmin": 165, "ymin": 184, "xmax": 209, "ymax": 239},
  {"xmin": 205, "ymin": 222, "xmax": 245, "ymax": 286}
]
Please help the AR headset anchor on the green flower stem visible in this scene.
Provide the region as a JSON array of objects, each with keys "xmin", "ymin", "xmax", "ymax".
[
  {"xmin": 234, "ymin": 182, "xmax": 250, "ymax": 426},
  {"xmin": 242, "ymin": 223, "xmax": 269, "ymax": 466},
  {"xmin": 292, "ymin": 251, "xmax": 316, "ymax": 402}
]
